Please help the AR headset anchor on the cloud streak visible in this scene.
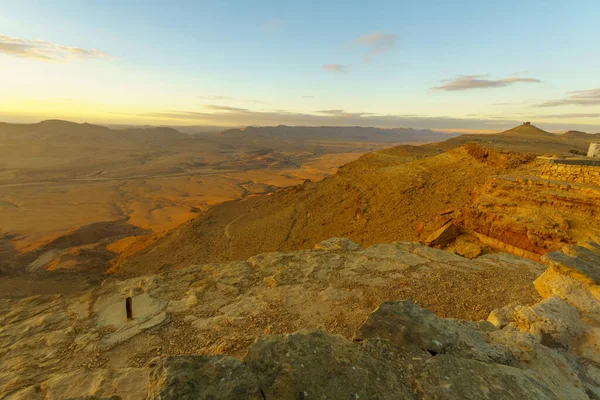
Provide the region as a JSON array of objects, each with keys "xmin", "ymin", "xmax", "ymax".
[
  {"xmin": 133, "ymin": 105, "xmax": 599, "ymax": 132},
  {"xmin": 0, "ymin": 34, "xmax": 110, "ymax": 62},
  {"xmin": 353, "ymin": 32, "xmax": 397, "ymax": 61},
  {"xmin": 530, "ymin": 112, "xmax": 600, "ymax": 119},
  {"xmin": 321, "ymin": 64, "xmax": 347, "ymax": 73},
  {"xmin": 432, "ymin": 75, "xmax": 541, "ymax": 91},
  {"xmin": 198, "ymin": 95, "xmax": 268, "ymax": 104},
  {"xmin": 536, "ymin": 88, "xmax": 600, "ymax": 107}
]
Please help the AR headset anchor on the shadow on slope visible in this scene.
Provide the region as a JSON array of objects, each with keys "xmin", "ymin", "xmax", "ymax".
[{"xmin": 4, "ymin": 219, "xmax": 151, "ymax": 275}]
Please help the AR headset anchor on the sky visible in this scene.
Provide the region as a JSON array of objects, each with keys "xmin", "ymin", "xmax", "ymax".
[{"xmin": 0, "ymin": 0, "xmax": 599, "ymax": 132}]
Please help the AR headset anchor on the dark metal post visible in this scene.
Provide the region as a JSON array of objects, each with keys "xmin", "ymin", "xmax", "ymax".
[{"xmin": 126, "ymin": 297, "xmax": 133, "ymax": 320}]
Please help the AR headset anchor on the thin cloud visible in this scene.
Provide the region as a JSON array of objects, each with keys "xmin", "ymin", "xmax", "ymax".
[
  {"xmin": 528, "ymin": 113, "xmax": 600, "ymax": 119},
  {"xmin": 121, "ymin": 105, "xmax": 600, "ymax": 132},
  {"xmin": 536, "ymin": 88, "xmax": 600, "ymax": 107},
  {"xmin": 353, "ymin": 32, "xmax": 398, "ymax": 61},
  {"xmin": 317, "ymin": 109, "xmax": 374, "ymax": 117},
  {"xmin": 302, "ymin": 95, "xmax": 315, "ymax": 99},
  {"xmin": 0, "ymin": 34, "xmax": 110, "ymax": 62},
  {"xmin": 322, "ymin": 64, "xmax": 347, "ymax": 73},
  {"xmin": 570, "ymin": 88, "xmax": 600, "ymax": 98},
  {"xmin": 260, "ymin": 18, "xmax": 284, "ymax": 32},
  {"xmin": 204, "ymin": 105, "xmax": 248, "ymax": 112},
  {"xmin": 432, "ymin": 75, "xmax": 541, "ymax": 91},
  {"xmin": 199, "ymin": 95, "xmax": 233, "ymax": 101},
  {"xmin": 198, "ymin": 95, "xmax": 268, "ymax": 104},
  {"xmin": 134, "ymin": 107, "xmax": 595, "ymax": 131}
]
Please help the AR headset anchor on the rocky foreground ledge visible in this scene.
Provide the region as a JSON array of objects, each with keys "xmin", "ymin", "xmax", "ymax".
[
  {"xmin": 2, "ymin": 237, "xmax": 600, "ymax": 399},
  {"xmin": 147, "ymin": 239, "xmax": 600, "ymax": 399}
]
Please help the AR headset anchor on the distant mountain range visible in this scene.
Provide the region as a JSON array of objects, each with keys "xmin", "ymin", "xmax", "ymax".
[
  {"xmin": 562, "ymin": 130, "xmax": 600, "ymax": 140},
  {"xmin": 1, "ymin": 120, "xmax": 461, "ymax": 145},
  {"xmin": 218, "ymin": 125, "xmax": 459, "ymax": 143},
  {"xmin": 1, "ymin": 120, "xmax": 595, "ymax": 172}
]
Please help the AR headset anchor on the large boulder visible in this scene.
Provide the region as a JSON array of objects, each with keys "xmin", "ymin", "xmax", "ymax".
[
  {"xmin": 314, "ymin": 237, "xmax": 362, "ymax": 251},
  {"xmin": 145, "ymin": 300, "xmax": 593, "ymax": 400},
  {"xmin": 507, "ymin": 296, "xmax": 585, "ymax": 349},
  {"xmin": 536, "ymin": 246, "xmax": 600, "ymax": 316},
  {"xmin": 453, "ymin": 239, "xmax": 483, "ymax": 259},
  {"xmin": 425, "ymin": 222, "xmax": 460, "ymax": 248},
  {"xmin": 488, "ymin": 242, "xmax": 600, "ymax": 380},
  {"xmin": 147, "ymin": 355, "xmax": 262, "ymax": 400},
  {"xmin": 244, "ymin": 330, "xmax": 419, "ymax": 399},
  {"xmin": 354, "ymin": 301, "xmax": 510, "ymax": 364},
  {"xmin": 416, "ymin": 355, "xmax": 576, "ymax": 400},
  {"xmin": 541, "ymin": 248, "xmax": 600, "ymax": 285}
]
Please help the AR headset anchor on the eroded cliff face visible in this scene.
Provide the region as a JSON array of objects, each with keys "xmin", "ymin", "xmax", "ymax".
[
  {"xmin": 2, "ymin": 236, "xmax": 600, "ymax": 399},
  {"xmin": 460, "ymin": 162, "xmax": 600, "ymax": 260}
]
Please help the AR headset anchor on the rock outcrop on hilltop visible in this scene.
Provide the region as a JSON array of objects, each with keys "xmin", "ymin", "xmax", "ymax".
[{"xmin": 1, "ymin": 236, "xmax": 600, "ymax": 399}]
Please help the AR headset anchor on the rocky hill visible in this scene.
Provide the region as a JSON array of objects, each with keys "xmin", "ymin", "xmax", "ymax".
[
  {"xmin": 2, "ymin": 237, "xmax": 599, "ymax": 399},
  {"xmin": 109, "ymin": 144, "xmax": 502, "ymax": 273},
  {"xmin": 500, "ymin": 123, "xmax": 558, "ymax": 138},
  {"xmin": 113, "ymin": 139, "xmax": 600, "ymax": 275},
  {"xmin": 563, "ymin": 130, "xmax": 600, "ymax": 140},
  {"xmin": 429, "ymin": 124, "xmax": 595, "ymax": 155}
]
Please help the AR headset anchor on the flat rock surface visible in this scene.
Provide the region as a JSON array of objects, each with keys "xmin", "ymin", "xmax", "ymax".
[{"xmin": 0, "ymin": 240, "xmax": 545, "ymax": 399}]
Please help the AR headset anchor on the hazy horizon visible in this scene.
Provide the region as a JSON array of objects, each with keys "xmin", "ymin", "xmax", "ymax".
[{"xmin": 1, "ymin": 118, "xmax": 598, "ymax": 135}]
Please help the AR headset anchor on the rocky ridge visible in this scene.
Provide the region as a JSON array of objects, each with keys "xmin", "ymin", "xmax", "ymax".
[
  {"xmin": 1, "ymin": 235, "xmax": 599, "ymax": 399},
  {"xmin": 113, "ymin": 141, "xmax": 600, "ymax": 278},
  {"xmin": 112, "ymin": 144, "xmax": 537, "ymax": 275}
]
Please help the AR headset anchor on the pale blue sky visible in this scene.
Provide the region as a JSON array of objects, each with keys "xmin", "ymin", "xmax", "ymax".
[{"xmin": 1, "ymin": 0, "xmax": 599, "ymax": 131}]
